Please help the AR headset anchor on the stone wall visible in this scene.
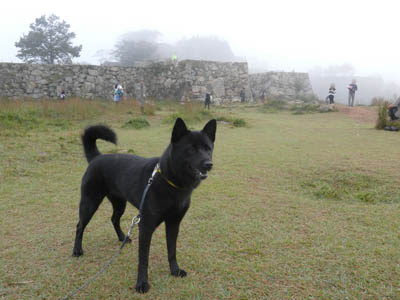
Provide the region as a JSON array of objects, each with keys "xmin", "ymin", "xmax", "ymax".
[
  {"xmin": 0, "ymin": 60, "xmax": 249, "ymax": 102},
  {"xmin": 249, "ymin": 72, "xmax": 314, "ymax": 101},
  {"xmin": 0, "ymin": 61, "xmax": 313, "ymax": 102}
]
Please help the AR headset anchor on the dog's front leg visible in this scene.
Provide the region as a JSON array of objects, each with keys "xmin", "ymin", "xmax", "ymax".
[
  {"xmin": 165, "ymin": 218, "xmax": 187, "ymax": 277},
  {"xmin": 135, "ymin": 222, "xmax": 155, "ymax": 293}
]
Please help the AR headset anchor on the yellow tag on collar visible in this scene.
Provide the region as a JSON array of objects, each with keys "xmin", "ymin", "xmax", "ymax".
[{"xmin": 157, "ymin": 167, "xmax": 180, "ymax": 189}]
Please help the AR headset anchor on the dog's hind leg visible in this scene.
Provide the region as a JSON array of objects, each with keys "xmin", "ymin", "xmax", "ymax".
[
  {"xmin": 108, "ymin": 196, "xmax": 129, "ymax": 242},
  {"xmin": 72, "ymin": 191, "xmax": 104, "ymax": 257}
]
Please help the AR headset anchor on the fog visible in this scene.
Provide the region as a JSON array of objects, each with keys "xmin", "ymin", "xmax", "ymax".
[{"xmin": 1, "ymin": 0, "xmax": 399, "ymax": 102}]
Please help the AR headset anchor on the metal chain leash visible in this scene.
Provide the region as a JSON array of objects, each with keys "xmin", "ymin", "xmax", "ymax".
[
  {"xmin": 61, "ymin": 163, "xmax": 159, "ymax": 299},
  {"xmin": 62, "ymin": 215, "xmax": 140, "ymax": 300}
]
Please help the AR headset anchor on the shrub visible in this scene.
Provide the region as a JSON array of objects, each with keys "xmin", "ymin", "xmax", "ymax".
[
  {"xmin": 232, "ymin": 118, "xmax": 247, "ymax": 127},
  {"xmin": 260, "ymin": 98, "xmax": 288, "ymax": 113},
  {"xmin": 375, "ymin": 103, "xmax": 389, "ymax": 129},
  {"xmin": 387, "ymin": 120, "xmax": 400, "ymax": 128},
  {"xmin": 300, "ymin": 171, "xmax": 399, "ymax": 203},
  {"xmin": 215, "ymin": 115, "xmax": 233, "ymax": 123},
  {"xmin": 290, "ymin": 103, "xmax": 320, "ymax": 114},
  {"xmin": 313, "ymin": 183, "xmax": 340, "ymax": 199},
  {"xmin": 356, "ymin": 191, "xmax": 377, "ymax": 203},
  {"xmin": 122, "ymin": 117, "xmax": 150, "ymax": 129}
]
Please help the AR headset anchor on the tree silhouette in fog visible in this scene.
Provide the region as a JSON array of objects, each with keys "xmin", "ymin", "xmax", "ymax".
[{"xmin": 15, "ymin": 15, "xmax": 82, "ymax": 64}]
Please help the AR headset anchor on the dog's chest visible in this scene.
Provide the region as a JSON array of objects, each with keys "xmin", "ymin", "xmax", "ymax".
[{"xmin": 149, "ymin": 190, "xmax": 191, "ymax": 217}]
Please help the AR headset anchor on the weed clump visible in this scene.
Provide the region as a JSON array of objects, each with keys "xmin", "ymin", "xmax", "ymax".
[
  {"xmin": 232, "ymin": 118, "xmax": 247, "ymax": 127},
  {"xmin": 300, "ymin": 171, "xmax": 399, "ymax": 203},
  {"xmin": 260, "ymin": 98, "xmax": 288, "ymax": 113},
  {"xmin": 312, "ymin": 183, "xmax": 340, "ymax": 199},
  {"xmin": 122, "ymin": 117, "xmax": 150, "ymax": 129},
  {"xmin": 260, "ymin": 97, "xmax": 336, "ymax": 115},
  {"xmin": 375, "ymin": 103, "xmax": 389, "ymax": 129},
  {"xmin": 374, "ymin": 100, "xmax": 400, "ymax": 130},
  {"xmin": 291, "ymin": 103, "xmax": 321, "ymax": 114},
  {"xmin": 214, "ymin": 115, "xmax": 248, "ymax": 127}
]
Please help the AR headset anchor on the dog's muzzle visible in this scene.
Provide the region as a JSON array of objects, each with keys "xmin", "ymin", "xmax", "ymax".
[{"xmin": 195, "ymin": 161, "xmax": 213, "ymax": 180}]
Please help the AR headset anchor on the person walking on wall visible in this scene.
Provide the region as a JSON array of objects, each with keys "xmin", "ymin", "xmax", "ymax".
[
  {"xmin": 240, "ymin": 88, "xmax": 245, "ymax": 103},
  {"xmin": 204, "ymin": 92, "xmax": 211, "ymax": 110},
  {"xmin": 137, "ymin": 80, "xmax": 146, "ymax": 113},
  {"xmin": 328, "ymin": 83, "xmax": 336, "ymax": 104},
  {"xmin": 113, "ymin": 84, "xmax": 124, "ymax": 103},
  {"xmin": 171, "ymin": 54, "xmax": 178, "ymax": 66},
  {"xmin": 347, "ymin": 79, "xmax": 358, "ymax": 107}
]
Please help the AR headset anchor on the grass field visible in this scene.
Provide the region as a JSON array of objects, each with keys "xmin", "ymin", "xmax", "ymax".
[{"xmin": 1, "ymin": 99, "xmax": 400, "ymax": 299}]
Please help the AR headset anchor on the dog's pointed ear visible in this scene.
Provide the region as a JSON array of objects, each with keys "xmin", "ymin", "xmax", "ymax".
[
  {"xmin": 202, "ymin": 119, "xmax": 216, "ymax": 143},
  {"xmin": 171, "ymin": 118, "xmax": 188, "ymax": 143}
]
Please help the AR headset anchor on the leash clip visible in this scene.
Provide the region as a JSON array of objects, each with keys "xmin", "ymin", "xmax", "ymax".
[
  {"xmin": 126, "ymin": 215, "xmax": 141, "ymax": 238},
  {"xmin": 132, "ymin": 215, "xmax": 141, "ymax": 225}
]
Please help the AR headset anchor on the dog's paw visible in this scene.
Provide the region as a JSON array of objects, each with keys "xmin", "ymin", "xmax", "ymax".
[
  {"xmin": 72, "ymin": 248, "xmax": 83, "ymax": 257},
  {"xmin": 171, "ymin": 269, "xmax": 187, "ymax": 277},
  {"xmin": 135, "ymin": 281, "xmax": 150, "ymax": 293}
]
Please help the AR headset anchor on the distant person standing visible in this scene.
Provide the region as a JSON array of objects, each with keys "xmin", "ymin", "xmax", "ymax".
[
  {"xmin": 204, "ymin": 92, "xmax": 211, "ymax": 110},
  {"xmin": 240, "ymin": 88, "xmax": 245, "ymax": 103},
  {"xmin": 113, "ymin": 84, "xmax": 124, "ymax": 103},
  {"xmin": 171, "ymin": 54, "xmax": 178, "ymax": 66},
  {"xmin": 388, "ymin": 97, "xmax": 400, "ymax": 121},
  {"xmin": 60, "ymin": 89, "xmax": 66, "ymax": 100},
  {"xmin": 347, "ymin": 79, "xmax": 358, "ymax": 107},
  {"xmin": 137, "ymin": 80, "xmax": 146, "ymax": 113},
  {"xmin": 327, "ymin": 83, "xmax": 336, "ymax": 104}
]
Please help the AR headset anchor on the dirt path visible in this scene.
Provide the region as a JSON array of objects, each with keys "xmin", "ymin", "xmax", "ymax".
[{"xmin": 336, "ymin": 105, "xmax": 378, "ymax": 123}]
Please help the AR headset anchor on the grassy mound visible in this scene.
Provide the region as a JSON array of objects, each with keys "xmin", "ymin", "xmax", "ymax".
[{"xmin": 122, "ymin": 117, "xmax": 150, "ymax": 129}]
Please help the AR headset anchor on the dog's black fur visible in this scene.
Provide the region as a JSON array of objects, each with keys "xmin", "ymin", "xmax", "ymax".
[{"xmin": 72, "ymin": 118, "xmax": 216, "ymax": 293}]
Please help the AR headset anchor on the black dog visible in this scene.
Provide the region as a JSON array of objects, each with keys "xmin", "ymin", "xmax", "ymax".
[{"xmin": 72, "ymin": 118, "xmax": 216, "ymax": 293}]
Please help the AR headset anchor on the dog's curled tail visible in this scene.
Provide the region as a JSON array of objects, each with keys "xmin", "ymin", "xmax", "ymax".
[{"xmin": 81, "ymin": 125, "xmax": 117, "ymax": 163}]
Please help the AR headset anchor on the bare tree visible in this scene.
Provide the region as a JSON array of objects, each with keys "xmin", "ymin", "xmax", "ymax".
[
  {"xmin": 175, "ymin": 36, "xmax": 235, "ymax": 62},
  {"xmin": 113, "ymin": 40, "xmax": 158, "ymax": 66}
]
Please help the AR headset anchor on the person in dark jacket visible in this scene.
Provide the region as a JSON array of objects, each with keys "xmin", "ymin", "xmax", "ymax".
[
  {"xmin": 347, "ymin": 79, "xmax": 358, "ymax": 106},
  {"xmin": 327, "ymin": 83, "xmax": 336, "ymax": 104},
  {"xmin": 204, "ymin": 92, "xmax": 211, "ymax": 110},
  {"xmin": 388, "ymin": 98, "xmax": 400, "ymax": 121},
  {"xmin": 60, "ymin": 89, "xmax": 66, "ymax": 100},
  {"xmin": 137, "ymin": 80, "xmax": 146, "ymax": 113},
  {"xmin": 240, "ymin": 89, "xmax": 245, "ymax": 103}
]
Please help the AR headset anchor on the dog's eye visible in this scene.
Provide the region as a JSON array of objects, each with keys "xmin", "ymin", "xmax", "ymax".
[
  {"xmin": 203, "ymin": 145, "xmax": 211, "ymax": 151},
  {"xmin": 186, "ymin": 146, "xmax": 196, "ymax": 154}
]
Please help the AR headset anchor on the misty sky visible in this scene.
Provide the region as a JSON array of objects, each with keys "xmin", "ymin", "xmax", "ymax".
[{"xmin": 1, "ymin": 0, "xmax": 399, "ymax": 81}]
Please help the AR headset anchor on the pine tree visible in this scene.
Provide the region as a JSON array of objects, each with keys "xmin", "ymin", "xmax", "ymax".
[{"xmin": 15, "ymin": 15, "xmax": 82, "ymax": 64}]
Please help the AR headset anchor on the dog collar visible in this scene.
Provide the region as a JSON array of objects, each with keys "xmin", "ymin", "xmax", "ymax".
[{"xmin": 154, "ymin": 163, "xmax": 181, "ymax": 189}]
